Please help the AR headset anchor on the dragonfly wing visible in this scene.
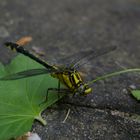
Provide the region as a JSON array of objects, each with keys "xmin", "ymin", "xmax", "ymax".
[
  {"xmin": 0, "ymin": 68, "xmax": 56, "ymax": 80},
  {"xmin": 56, "ymin": 50, "xmax": 93, "ymax": 66},
  {"xmin": 57, "ymin": 45, "xmax": 117, "ymax": 68},
  {"xmin": 72, "ymin": 45, "xmax": 117, "ymax": 68}
]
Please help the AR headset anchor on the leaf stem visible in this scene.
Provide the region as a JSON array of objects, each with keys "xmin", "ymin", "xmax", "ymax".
[
  {"xmin": 88, "ymin": 68, "xmax": 140, "ymax": 85},
  {"xmin": 35, "ymin": 114, "xmax": 47, "ymax": 125}
]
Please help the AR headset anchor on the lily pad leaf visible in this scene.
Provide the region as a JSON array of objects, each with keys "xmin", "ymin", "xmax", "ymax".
[
  {"xmin": 131, "ymin": 90, "xmax": 140, "ymax": 100},
  {"xmin": 0, "ymin": 54, "xmax": 64, "ymax": 140}
]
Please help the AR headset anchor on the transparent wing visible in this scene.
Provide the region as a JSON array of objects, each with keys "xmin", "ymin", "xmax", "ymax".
[
  {"xmin": 72, "ymin": 45, "xmax": 117, "ymax": 68},
  {"xmin": 0, "ymin": 68, "xmax": 56, "ymax": 80},
  {"xmin": 57, "ymin": 45, "xmax": 117, "ymax": 68},
  {"xmin": 57, "ymin": 50, "xmax": 93, "ymax": 66}
]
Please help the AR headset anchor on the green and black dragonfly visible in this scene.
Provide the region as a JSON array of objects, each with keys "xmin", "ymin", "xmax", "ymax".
[{"xmin": 1, "ymin": 37, "xmax": 116, "ymax": 100}]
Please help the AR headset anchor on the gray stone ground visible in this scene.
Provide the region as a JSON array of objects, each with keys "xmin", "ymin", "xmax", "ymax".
[{"xmin": 0, "ymin": 0, "xmax": 140, "ymax": 139}]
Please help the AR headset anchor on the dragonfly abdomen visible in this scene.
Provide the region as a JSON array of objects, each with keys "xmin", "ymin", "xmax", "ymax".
[{"xmin": 5, "ymin": 42, "xmax": 55, "ymax": 70}]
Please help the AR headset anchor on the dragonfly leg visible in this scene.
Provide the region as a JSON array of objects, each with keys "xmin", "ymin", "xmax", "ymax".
[
  {"xmin": 39, "ymin": 88, "xmax": 53, "ymax": 105},
  {"xmin": 39, "ymin": 88, "xmax": 71, "ymax": 105},
  {"xmin": 58, "ymin": 80, "xmax": 61, "ymax": 99}
]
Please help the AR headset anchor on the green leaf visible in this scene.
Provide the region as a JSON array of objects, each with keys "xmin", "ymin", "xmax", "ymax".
[
  {"xmin": 131, "ymin": 90, "xmax": 140, "ymax": 100},
  {"xmin": 0, "ymin": 55, "xmax": 64, "ymax": 140}
]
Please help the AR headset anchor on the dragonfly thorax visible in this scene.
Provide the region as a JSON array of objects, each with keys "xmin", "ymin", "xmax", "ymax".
[{"xmin": 51, "ymin": 68, "xmax": 92, "ymax": 96}]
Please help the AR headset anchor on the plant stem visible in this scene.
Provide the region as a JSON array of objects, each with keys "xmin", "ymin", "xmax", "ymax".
[
  {"xmin": 88, "ymin": 68, "xmax": 140, "ymax": 85},
  {"xmin": 35, "ymin": 114, "xmax": 47, "ymax": 125}
]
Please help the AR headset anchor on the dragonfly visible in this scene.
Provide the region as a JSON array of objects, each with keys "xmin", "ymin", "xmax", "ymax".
[{"xmin": 1, "ymin": 37, "xmax": 117, "ymax": 102}]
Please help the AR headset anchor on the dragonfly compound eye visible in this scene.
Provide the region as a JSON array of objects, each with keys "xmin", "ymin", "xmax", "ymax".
[
  {"xmin": 77, "ymin": 84, "xmax": 91, "ymax": 95},
  {"xmin": 84, "ymin": 87, "xmax": 92, "ymax": 95},
  {"xmin": 83, "ymin": 84, "xmax": 92, "ymax": 95}
]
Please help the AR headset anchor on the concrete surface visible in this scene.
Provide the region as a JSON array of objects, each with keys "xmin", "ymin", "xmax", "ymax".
[{"xmin": 0, "ymin": 0, "xmax": 140, "ymax": 139}]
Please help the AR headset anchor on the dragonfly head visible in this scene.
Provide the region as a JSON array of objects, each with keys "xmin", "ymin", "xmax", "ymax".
[
  {"xmin": 84, "ymin": 85, "xmax": 92, "ymax": 95},
  {"xmin": 77, "ymin": 84, "xmax": 92, "ymax": 96}
]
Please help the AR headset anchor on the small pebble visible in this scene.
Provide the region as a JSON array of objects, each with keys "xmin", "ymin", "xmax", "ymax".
[
  {"xmin": 28, "ymin": 133, "xmax": 41, "ymax": 140},
  {"xmin": 129, "ymin": 85, "xmax": 136, "ymax": 90},
  {"xmin": 122, "ymin": 88, "xmax": 128, "ymax": 94},
  {"xmin": 32, "ymin": 46, "xmax": 45, "ymax": 56},
  {"xmin": 16, "ymin": 132, "xmax": 41, "ymax": 140}
]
